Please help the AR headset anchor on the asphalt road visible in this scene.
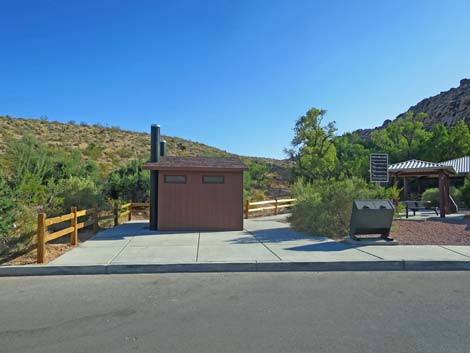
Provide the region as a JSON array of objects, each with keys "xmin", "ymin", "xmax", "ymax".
[{"xmin": 1, "ymin": 272, "xmax": 470, "ymax": 353}]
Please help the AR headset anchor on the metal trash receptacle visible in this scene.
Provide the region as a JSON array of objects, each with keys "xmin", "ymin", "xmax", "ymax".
[{"xmin": 350, "ymin": 200, "xmax": 394, "ymax": 240}]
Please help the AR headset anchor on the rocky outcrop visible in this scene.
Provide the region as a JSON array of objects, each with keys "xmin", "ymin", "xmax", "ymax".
[{"xmin": 357, "ymin": 78, "xmax": 470, "ymax": 139}]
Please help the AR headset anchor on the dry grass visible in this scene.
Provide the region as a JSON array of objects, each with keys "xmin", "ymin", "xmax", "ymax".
[
  {"xmin": 0, "ymin": 115, "xmax": 292, "ymax": 183},
  {"xmin": 0, "ymin": 115, "xmax": 235, "ymax": 169}
]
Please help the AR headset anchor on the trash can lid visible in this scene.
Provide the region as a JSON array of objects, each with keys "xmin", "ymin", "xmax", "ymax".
[{"xmin": 353, "ymin": 199, "xmax": 394, "ymax": 210}]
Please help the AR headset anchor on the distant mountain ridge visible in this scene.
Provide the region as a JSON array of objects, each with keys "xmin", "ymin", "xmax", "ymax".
[{"xmin": 357, "ymin": 78, "xmax": 470, "ymax": 139}]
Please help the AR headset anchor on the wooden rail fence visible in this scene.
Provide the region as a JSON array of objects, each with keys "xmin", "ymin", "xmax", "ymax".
[
  {"xmin": 37, "ymin": 202, "xmax": 150, "ymax": 263},
  {"xmin": 244, "ymin": 198, "xmax": 296, "ymax": 219}
]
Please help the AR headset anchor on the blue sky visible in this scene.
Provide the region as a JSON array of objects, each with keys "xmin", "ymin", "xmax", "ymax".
[{"xmin": 1, "ymin": 0, "xmax": 469, "ymax": 159}]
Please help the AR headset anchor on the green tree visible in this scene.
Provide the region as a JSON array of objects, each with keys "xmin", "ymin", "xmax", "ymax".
[
  {"xmin": 422, "ymin": 124, "xmax": 450, "ymax": 161},
  {"xmin": 448, "ymin": 120, "xmax": 470, "ymax": 159},
  {"xmin": 334, "ymin": 133, "xmax": 370, "ymax": 179},
  {"xmin": 399, "ymin": 112, "xmax": 430, "ymax": 159},
  {"xmin": 371, "ymin": 112, "xmax": 430, "ymax": 162},
  {"xmin": 461, "ymin": 177, "xmax": 470, "ymax": 208},
  {"xmin": 286, "ymin": 108, "xmax": 338, "ymax": 181},
  {"xmin": 421, "ymin": 120, "xmax": 470, "ymax": 161}
]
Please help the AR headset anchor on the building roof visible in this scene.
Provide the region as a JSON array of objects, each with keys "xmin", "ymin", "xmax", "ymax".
[
  {"xmin": 388, "ymin": 159, "xmax": 456, "ymax": 175},
  {"xmin": 143, "ymin": 156, "xmax": 248, "ymax": 172},
  {"xmin": 441, "ymin": 156, "xmax": 470, "ymax": 175}
]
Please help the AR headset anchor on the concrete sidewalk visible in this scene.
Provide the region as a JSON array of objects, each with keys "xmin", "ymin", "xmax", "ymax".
[
  {"xmin": 2, "ymin": 214, "xmax": 470, "ymax": 276},
  {"xmin": 49, "ymin": 214, "xmax": 470, "ymax": 265}
]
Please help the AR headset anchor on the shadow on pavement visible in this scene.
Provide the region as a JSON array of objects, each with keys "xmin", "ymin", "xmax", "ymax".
[{"xmin": 285, "ymin": 241, "xmax": 354, "ymax": 252}]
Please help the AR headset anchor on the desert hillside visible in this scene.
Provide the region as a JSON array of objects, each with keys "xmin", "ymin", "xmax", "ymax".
[{"xmin": 0, "ymin": 115, "xmax": 293, "ymax": 196}]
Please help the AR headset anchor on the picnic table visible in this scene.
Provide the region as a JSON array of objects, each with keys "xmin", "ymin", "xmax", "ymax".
[{"xmin": 403, "ymin": 200, "xmax": 439, "ymax": 218}]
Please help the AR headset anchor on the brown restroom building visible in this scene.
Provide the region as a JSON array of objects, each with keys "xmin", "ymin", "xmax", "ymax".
[{"xmin": 142, "ymin": 126, "xmax": 248, "ymax": 231}]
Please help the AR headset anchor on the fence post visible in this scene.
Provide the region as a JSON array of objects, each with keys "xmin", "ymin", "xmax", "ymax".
[
  {"xmin": 114, "ymin": 204, "xmax": 119, "ymax": 227},
  {"xmin": 274, "ymin": 198, "xmax": 278, "ymax": 215},
  {"xmin": 244, "ymin": 200, "xmax": 249, "ymax": 219},
  {"xmin": 70, "ymin": 207, "xmax": 78, "ymax": 246},
  {"xmin": 128, "ymin": 203, "xmax": 132, "ymax": 222},
  {"xmin": 37, "ymin": 213, "xmax": 46, "ymax": 264},
  {"xmin": 93, "ymin": 207, "xmax": 99, "ymax": 233}
]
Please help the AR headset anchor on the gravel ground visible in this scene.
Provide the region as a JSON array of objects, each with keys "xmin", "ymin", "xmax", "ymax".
[{"xmin": 391, "ymin": 217, "xmax": 470, "ymax": 245}]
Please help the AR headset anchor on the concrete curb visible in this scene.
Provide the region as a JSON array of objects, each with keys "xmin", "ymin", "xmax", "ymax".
[
  {"xmin": 2, "ymin": 260, "xmax": 470, "ymax": 276},
  {"xmin": 0, "ymin": 265, "xmax": 107, "ymax": 276}
]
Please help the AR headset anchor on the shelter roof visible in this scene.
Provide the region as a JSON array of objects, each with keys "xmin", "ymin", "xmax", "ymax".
[
  {"xmin": 441, "ymin": 156, "xmax": 470, "ymax": 175},
  {"xmin": 388, "ymin": 159, "xmax": 455, "ymax": 175}
]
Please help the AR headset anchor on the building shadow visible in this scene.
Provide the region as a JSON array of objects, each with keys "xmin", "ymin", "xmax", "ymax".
[
  {"xmin": 229, "ymin": 227, "xmax": 328, "ymax": 244},
  {"xmin": 89, "ymin": 221, "xmax": 198, "ymax": 241},
  {"xmin": 284, "ymin": 242, "xmax": 355, "ymax": 252}
]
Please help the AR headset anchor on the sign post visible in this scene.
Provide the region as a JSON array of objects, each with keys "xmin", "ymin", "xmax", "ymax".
[{"xmin": 370, "ymin": 153, "xmax": 389, "ymax": 184}]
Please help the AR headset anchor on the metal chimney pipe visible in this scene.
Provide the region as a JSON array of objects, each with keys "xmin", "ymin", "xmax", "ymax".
[
  {"xmin": 149, "ymin": 124, "xmax": 161, "ymax": 230},
  {"xmin": 150, "ymin": 125, "xmax": 161, "ymax": 162},
  {"xmin": 160, "ymin": 140, "xmax": 166, "ymax": 157}
]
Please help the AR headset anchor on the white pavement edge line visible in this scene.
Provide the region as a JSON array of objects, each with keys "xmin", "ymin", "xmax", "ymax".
[
  {"xmin": 243, "ymin": 228, "xmax": 282, "ymax": 261},
  {"xmin": 439, "ymin": 245, "xmax": 470, "ymax": 259}
]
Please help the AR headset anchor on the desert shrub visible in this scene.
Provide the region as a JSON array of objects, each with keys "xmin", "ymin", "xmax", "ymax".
[
  {"xmin": 15, "ymin": 172, "xmax": 48, "ymax": 206},
  {"xmin": 421, "ymin": 188, "xmax": 439, "ymax": 206},
  {"xmin": 451, "ymin": 187, "xmax": 462, "ymax": 206},
  {"xmin": 46, "ymin": 177, "xmax": 106, "ymax": 216},
  {"xmin": 422, "ymin": 187, "xmax": 462, "ymax": 207},
  {"xmin": 461, "ymin": 177, "xmax": 470, "ymax": 208},
  {"xmin": 84, "ymin": 142, "xmax": 105, "ymax": 159},
  {"xmin": 242, "ymin": 160, "xmax": 271, "ymax": 197},
  {"xmin": 1, "ymin": 206, "xmax": 37, "ymax": 258},
  {"xmin": 44, "ymin": 149, "xmax": 99, "ymax": 182},
  {"xmin": 250, "ymin": 189, "xmax": 266, "ymax": 202},
  {"xmin": 5, "ymin": 135, "xmax": 51, "ymax": 189},
  {"xmin": 243, "ymin": 171, "xmax": 252, "ymax": 200},
  {"xmin": 118, "ymin": 147, "xmax": 134, "ymax": 159},
  {"xmin": 0, "ymin": 168, "xmax": 16, "ymax": 243},
  {"xmin": 289, "ymin": 178, "xmax": 392, "ymax": 238},
  {"xmin": 105, "ymin": 159, "xmax": 149, "ymax": 202}
]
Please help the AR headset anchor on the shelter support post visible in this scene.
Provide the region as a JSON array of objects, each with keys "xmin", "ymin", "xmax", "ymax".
[{"xmin": 438, "ymin": 170, "xmax": 449, "ymax": 218}]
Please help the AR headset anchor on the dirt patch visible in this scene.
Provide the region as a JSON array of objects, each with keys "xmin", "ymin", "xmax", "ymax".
[
  {"xmin": 2, "ymin": 228, "xmax": 97, "ymax": 266},
  {"xmin": 390, "ymin": 217, "xmax": 470, "ymax": 245},
  {"xmin": 1, "ymin": 215, "xmax": 150, "ymax": 266}
]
